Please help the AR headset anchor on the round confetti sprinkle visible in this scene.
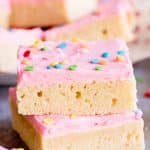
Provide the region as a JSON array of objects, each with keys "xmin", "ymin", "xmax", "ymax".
[
  {"xmin": 24, "ymin": 65, "xmax": 34, "ymax": 71},
  {"xmin": 115, "ymin": 55, "xmax": 125, "ymax": 62},
  {"xmin": 90, "ymin": 58, "xmax": 99, "ymax": 64},
  {"xmin": 99, "ymin": 59, "xmax": 107, "ymax": 65},
  {"xmin": 95, "ymin": 66, "xmax": 103, "ymax": 71},
  {"xmin": 32, "ymin": 39, "xmax": 42, "ymax": 47},
  {"xmin": 23, "ymin": 50, "xmax": 30, "ymax": 57},
  {"xmin": 50, "ymin": 62, "xmax": 59, "ymax": 67},
  {"xmin": 144, "ymin": 90, "xmax": 150, "ymax": 98},
  {"xmin": 54, "ymin": 63, "xmax": 63, "ymax": 69},
  {"xmin": 40, "ymin": 47, "xmax": 49, "ymax": 51},
  {"xmin": 72, "ymin": 37, "xmax": 80, "ymax": 43},
  {"xmin": 57, "ymin": 42, "xmax": 67, "ymax": 49},
  {"xmin": 117, "ymin": 50, "xmax": 125, "ymax": 56},
  {"xmin": 68, "ymin": 65, "xmax": 78, "ymax": 71},
  {"xmin": 22, "ymin": 59, "xmax": 29, "ymax": 65},
  {"xmin": 101, "ymin": 52, "xmax": 110, "ymax": 58},
  {"xmin": 47, "ymin": 66, "xmax": 51, "ymax": 70}
]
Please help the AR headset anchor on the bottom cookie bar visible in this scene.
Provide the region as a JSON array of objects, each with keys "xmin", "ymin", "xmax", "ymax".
[{"xmin": 9, "ymin": 88, "xmax": 144, "ymax": 150}]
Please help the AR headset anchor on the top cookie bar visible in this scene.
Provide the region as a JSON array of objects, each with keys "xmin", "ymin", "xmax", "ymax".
[{"xmin": 17, "ymin": 39, "xmax": 136, "ymax": 115}]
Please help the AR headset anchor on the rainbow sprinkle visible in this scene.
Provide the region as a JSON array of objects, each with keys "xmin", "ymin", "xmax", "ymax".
[
  {"xmin": 101, "ymin": 52, "xmax": 110, "ymax": 58},
  {"xmin": 117, "ymin": 50, "xmax": 125, "ymax": 56},
  {"xmin": 90, "ymin": 58, "xmax": 99, "ymax": 64},
  {"xmin": 99, "ymin": 59, "xmax": 107, "ymax": 65},
  {"xmin": 40, "ymin": 47, "xmax": 49, "ymax": 51},
  {"xmin": 69, "ymin": 65, "xmax": 78, "ymax": 71},
  {"xmin": 95, "ymin": 66, "xmax": 103, "ymax": 71},
  {"xmin": 72, "ymin": 37, "xmax": 80, "ymax": 43},
  {"xmin": 23, "ymin": 50, "xmax": 30, "ymax": 57},
  {"xmin": 57, "ymin": 42, "xmax": 67, "ymax": 49},
  {"xmin": 54, "ymin": 63, "xmax": 63, "ymax": 69},
  {"xmin": 115, "ymin": 55, "xmax": 125, "ymax": 62},
  {"xmin": 24, "ymin": 65, "xmax": 34, "ymax": 71}
]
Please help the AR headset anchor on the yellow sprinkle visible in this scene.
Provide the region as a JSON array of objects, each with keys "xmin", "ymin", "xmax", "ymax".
[
  {"xmin": 72, "ymin": 37, "xmax": 80, "ymax": 43},
  {"xmin": 115, "ymin": 55, "xmax": 125, "ymax": 62},
  {"xmin": 32, "ymin": 39, "xmax": 42, "ymax": 47},
  {"xmin": 22, "ymin": 59, "xmax": 29, "ymax": 65},
  {"xmin": 50, "ymin": 62, "xmax": 59, "ymax": 67},
  {"xmin": 99, "ymin": 60, "xmax": 107, "ymax": 65},
  {"xmin": 43, "ymin": 117, "xmax": 54, "ymax": 125},
  {"xmin": 16, "ymin": 148, "xmax": 24, "ymax": 150},
  {"xmin": 69, "ymin": 114, "xmax": 77, "ymax": 119}
]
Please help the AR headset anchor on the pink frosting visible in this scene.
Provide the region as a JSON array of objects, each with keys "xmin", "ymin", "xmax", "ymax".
[
  {"xmin": 17, "ymin": 39, "xmax": 134, "ymax": 87},
  {"xmin": 45, "ymin": 0, "xmax": 132, "ymax": 39},
  {"xmin": 10, "ymin": 87, "xmax": 142, "ymax": 137},
  {"xmin": 0, "ymin": 0, "xmax": 10, "ymax": 12}
]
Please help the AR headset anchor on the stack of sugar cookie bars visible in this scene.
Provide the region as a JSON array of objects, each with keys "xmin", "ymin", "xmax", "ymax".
[{"xmin": 9, "ymin": 39, "xmax": 145, "ymax": 150}]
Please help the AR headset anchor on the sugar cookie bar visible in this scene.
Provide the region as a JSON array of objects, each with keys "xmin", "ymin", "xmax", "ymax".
[
  {"xmin": 17, "ymin": 40, "xmax": 136, "ymax": 115},
  {"xmin": 45, "ymin": 0, "xmax": 135, "ymax": 42},
  {"xmin": 0, "ymin": 0, "xmax": 10, "ymax": 28},
  {"xmin": 10, "ymin": 88, "xmax": 144, "ymax": 150},
  {"xmin": 0, "ymin": 28, "xmax": 42, "ymax": 74},
  {"xmin": 10, "ymin": 0, "xmax": 97, "ymax": 28}
]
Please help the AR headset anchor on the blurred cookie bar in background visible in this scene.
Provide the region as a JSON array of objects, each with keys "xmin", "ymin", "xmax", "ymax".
[
  {"xmin": 45, "ymin": 0, "xmax": 135, "ymax": 42},
  {"xmin": 10, "ymin": 0, "xmax": 97, "ymax": 28}
]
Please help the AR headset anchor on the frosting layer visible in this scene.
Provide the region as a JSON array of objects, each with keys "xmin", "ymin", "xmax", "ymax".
[{"xmin": 18, "ymin": 39, "xmax": 134, "ymax": 86}]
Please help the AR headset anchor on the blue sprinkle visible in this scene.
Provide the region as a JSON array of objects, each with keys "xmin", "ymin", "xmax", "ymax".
[
  {"xmin": 54, "ymin": 64, "xmax": 63, "ymax": 69},
  {"xmin": 90, "ymin": 58, "xmax": 99, "ymax": 64},
  {"xmin": 47, "ymin": 66, "xmax": 51, "ymax": 70},
  {"xmin": 101, "ymin": 52, "xmax": 110, "ymax": 58},
  {"xmin": 57, "ymin": 42, "xmax": 67, "ymax": 49},
  {"xmin": 117, "ymin": 50, "xmax": 125, "ymax": 56}
]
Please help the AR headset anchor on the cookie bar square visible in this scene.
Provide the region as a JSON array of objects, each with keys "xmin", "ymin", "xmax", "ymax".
[
  {"xmin": 10, "ymin": 88, "xmax": 144, "ymax": 150},
  {"xmin": 17, "ymin": 40, "xmax": 136, "ymax": 115}
]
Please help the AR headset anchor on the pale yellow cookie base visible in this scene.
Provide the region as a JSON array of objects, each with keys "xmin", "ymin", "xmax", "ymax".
[
  {"xmin": 46, "ymin": 12, "xmax": 135, "ymax": 42},
  {"xmin": 0, "ymin": 13, "xmax": 10, "ymax": 28},
  {"xmin": 17, "ymin": 79, "xmax": 136, "ymax": 115},
  {"xmin": 10, "ymin": 0, "xmax": 97, "ymax": 28},
  {"xmin": 10, "ymin": 100, "xmax": 144, "ymax": 150}
]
